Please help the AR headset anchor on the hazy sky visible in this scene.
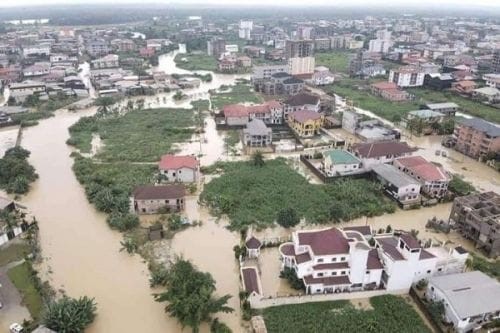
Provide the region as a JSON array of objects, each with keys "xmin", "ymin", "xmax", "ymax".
[{"xmin": 0, "ymin": 0, "xmax": 499, "ymax": 8}]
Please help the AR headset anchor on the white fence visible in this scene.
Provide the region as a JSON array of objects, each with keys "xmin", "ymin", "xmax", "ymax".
[{"xmin": 249, "ymin": 288, "xmax": 408, "ymax": 309}]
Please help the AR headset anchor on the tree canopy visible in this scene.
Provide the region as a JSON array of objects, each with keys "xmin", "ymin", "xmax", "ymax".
[
  {"xmin": 155, "ymin": 259, "xmax": 233, "ymax": 333},
  {"xmin": 0, "ymin": 147, "xmax": 38, "ymax": 194},
  {"xmin": 43, "ymin": 296, "xmax": 97, "ymax": 333}
]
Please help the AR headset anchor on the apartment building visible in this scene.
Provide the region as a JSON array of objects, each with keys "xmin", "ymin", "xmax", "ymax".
[
  {"xmin": 453, "ymin": 118, "xmax": 500, "ymax": 159},
  {"xmin": 449, "ymin": 192, "xmax": 500, "ymax": 258},
  {"xmin": 389, "ymin": 66, "xmax": 425, "ymax": 87},
  {"xmin": 285, "ymin": 40, "xmax": 315, "ymax": 76}
]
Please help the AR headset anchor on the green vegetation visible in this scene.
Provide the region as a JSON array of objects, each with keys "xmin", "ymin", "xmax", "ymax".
[
  {"xmin": 468, "ymin": 254, "xmax": 500, "ymax": 279},
  {"xmin": 67, "ymin": 107, "xmax": 196, "ymax": 162},
  {"xmin": 210, "ymin": 83, "xmax": 263, "ymax": 110},
  {"xmin": 72, "ymin": 154, "xmax": 156, "ymax": 214},
  {"xmin": 7, "ymin": 262, "xmax": 44, "ymax": 320},
  {"xmin": 107, "ymin": 212, "xmax": 140, "ymax": 231},
  {"xmin": 11, "ymin": 111, "xmax": 54, "ymax": 127},
  {"xmin": 448, "ymin": 175, "xmax": 476, "ymax": 196},
  {"xmin": 262, "ymin": 295, "xmax": 431, "ymax": 333},
  {"xmin": 174, "ymin": 52, "xmax": 217, "ymax": 71},
  {"xmin": 223, "ymin": 130, "xmax": 240, "ymax": 155},
  {"xmin": 425, "ymin": 300, "xmax": 445, "ymax": 325},
  {"xmin": 210, "ymin": 318, "xmax": 232, "ymax": 333},
  {"xmin": 315, "ymin": 50, "xmax": 353, "ymax": 73},
  {"xmin": 277, "ymin": 207, "xmax": 300, "ymax": 228},
  {"xmin": 0, "ymin": 147, "xmax": 38, "ymax": 194},
  {"xmin": 0, "ymin": 242, "xmax": 30, "ymax": 266},
  {"xmin": 154, "ymin": 259, "xmax": 233, "ymax": 333},
  {"xmin": 199, "ymin": 159, "xmax": 395, "ymax": 230},
  {"xmin": 43, "ymin": 296, "xmax": 97, "ymax": 333},
  {"xmin": 279, "ymin": 267, "xmax": 304, "ymax": 290}
]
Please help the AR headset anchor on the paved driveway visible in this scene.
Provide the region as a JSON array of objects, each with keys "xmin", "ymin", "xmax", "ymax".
[{"xmin": 0, "ymin": 262, "xmax": 31, "ymax": 332}]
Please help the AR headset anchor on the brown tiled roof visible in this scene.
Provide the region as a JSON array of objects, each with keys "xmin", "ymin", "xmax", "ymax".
[
  {"xmin": 371, "ymin": 81, "xmax": 398, "ymax": 90},
  {"xmin": 352, "ymin": 141, "xmax": 416, "ymax": 159},
  {"xmin": 280, "ymin": 243, "xmax": 296, "ymax": 256},
  {"xmin": 377, "ymin": 237, "xmax": 405, "ymax": 261},
  {"xmin": 343, "ymin": 226, "xmax": 372, "ymax": 236},
  {"xmin": 297, "ymin": 228, "xmax": 349, "ymax": 256},
  {"xmin": 367, "ymin": 249, "xmax": 384, "ymax": 269},
  {"xmin": 289, "ymin": 110, "xmax": 322, "ymax": 123},
  {"xmin": 395, "ymin": 156, "xmax": 450, "ymax": 182},
  {"xmin": 295, "ymin": 252, "xmax": 312, "ymax": 264},
  {"xmin": 245, "ymin": 236, "xmax": 262, "ymax": 249},
  {"xmin": 132, "ymin": 185, "xmax": 185, "ymax": 200},
  {"xmin": 285, "ymin": 93, "xmax": 319, "ymax": 106},
  {"xmin": 400, "ymin": 233, "xmax": 421, "ymax": 249},
  {"xmin": 223, "ymin": 104, "xmax": 248, "ymax": 117},
  {"xmin": 419, "ymin": 249, "xmax": 436, "ymax": 260},
  {"xmin": 241, "ymin": 267, "xmax": 261, "ymax": 295},
  {"xmin": 303, "ymin": 275, "xmax": 351, "ymax": 286},
  {"xmin": 312, "ymin": 262, "xmax": 349, "ymax": 270}
]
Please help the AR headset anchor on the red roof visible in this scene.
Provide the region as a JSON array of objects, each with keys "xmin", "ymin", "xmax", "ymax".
[
  {"xmin": 223, "ymin": 104, "xmax": 248, "ymax": 118},
  {"xmin": 371, "ymin": 81, "xmax": 398, "ymax": 90},
  {"xmin": 280, "ymin": 243, "xmax": 296, "ymax": 256},
  {"xmin": 245, "ymin": 236, "xmax": 262, "ymax": 249},
  {"xmin": 289, "ymin": 110, "xmax": 322, "ymax": 123},
  {"xmin": 303, "ymin": 275, "xmax": 351, "ymax": 286},
  {"xmin": 419, "ymin": 249, "xmax": 436, "ymax": 260},
  {"xmin": 400, "ymin": 233, "xmax": 421, "ymax": 249},
  {"xmin": 312, "ymin": 262, "xmax": 349, "ymax": 270},
  {"xmin": 223, "ymin": 101, "xmax": 281, "ymax": 118},
  {"xmin": 366, "ymin": 249, "xmax": 384, "ymax": 269},
  {"xmin": 395, "ymin": 156, "xmax": 450, "ymax": 182},
  {"xmin": 241, "ymin": 267, "xmax": 261, "ymax": 295},
  {"xmin": 159, "ymin": 155, "xmax": 198, "ymax": 170},
  {"xmin": 297, "ymin": 228, "xmax": 349, "ymax": 256}
]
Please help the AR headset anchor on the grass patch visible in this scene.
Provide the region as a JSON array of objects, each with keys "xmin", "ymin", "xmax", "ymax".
[
  {"xmin": 315, "ymin": 50, "xmax": 354, "ymax": 74},
  {"xmin": 174, "ymin": 52, "xmax": 217, "ymax": 71},
  {"xmin": 67, "ymin": 108, "xmax": 196, "ymax": 162},
  {"xmin": 72, "ymin": 155, "xmax": 156, "ymax": 214},
  {"xmin": 469, "ymin": 254, "xmax": 500, "ymax": 280},
  {"xmin": 0, "ymin": 243, "xmax": 30, "ymax": 267},
  {"xmin": 448, "ymin": 175, "xmax": 476, "ymax": 196},
  {"xmin": 210, "ymin": 83, "xmax": 263, "ymax": 110},
  {"xmin": 199, "ymin": 158, "xmax": 395, "ymax": 230},
  {"xmin": 7, "ymin": 262, "xmax": 44, "ymax": 321},
  {"xmin": 262, "ymin": 295, "xmax": 431, "ymax": 333}
]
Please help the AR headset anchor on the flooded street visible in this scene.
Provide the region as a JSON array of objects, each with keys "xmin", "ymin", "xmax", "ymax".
[{"xmin": 0, "ymin": 126, "xmax": 19, "ymax": 156}]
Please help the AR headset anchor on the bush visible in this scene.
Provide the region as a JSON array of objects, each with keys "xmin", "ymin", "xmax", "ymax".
[
  {"xmin": 277, "ymin": 208, "xmax": 300, "ymax": 228},
  {"xmin": 210, "ymin": 318, "xmax": 232, "ymax": 333},
  {"xmin": 279, "ymin": 267, "xmax": 304, "ymax": 290},
  {"xmin": 107, "ymin": 212, "xmax": 139, "ymax": 231},
  {"xmin": 0, "ymin": 147, "xmax": 38, "ymax": 194},
  {"xmin": 43, "ymin": 296, "xmax": 97, "ymax": 333}
]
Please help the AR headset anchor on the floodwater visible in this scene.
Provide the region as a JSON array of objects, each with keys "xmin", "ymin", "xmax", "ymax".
[{"xmin": 0, "ymin": 126, "xmax": 19, "ymax": 156}]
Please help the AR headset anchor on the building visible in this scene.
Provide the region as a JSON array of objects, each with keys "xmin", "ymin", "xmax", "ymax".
[
  {"xmin": 223, "ymin": 100, "xmax": 284, "ymax": 126},
  {"xmin": 245, "ymin": 236, "xmax": 262, "ymax": 258},
  {"xmin": 389, "ymin": 66, "xmax": 425, "ymax": 87},
  {"xmin": 451, "ymin": 80, "xmax": 477, "ymax": 94},
  {"xmin": 8, "ymin": 81, "xmax": 46, "ymax": 102},
  {"xmin": 22, "ymin": 62, "xmax": 50, "ymax": 77},
  {"xmin": 278, "ymin": 226, "xmax": 467, "ymax": 295},
  {"xmin": 453, "ymin": 118, "xmax": 500, "ymax": 159},
  {"xmin": 483, "ymin": 73, "xmax": 500, "ymax": 89},
  {"xmin": 283, "ymin": 92, "xmax": 320, "ymax": 117},
  {"xmin": 314, "ymin": 38, "xmax": 331, "ymax": 51},
  {"xmin": 350, "ymin": 141, "xmax": 416, "ymax": 169},
  {"xmin": 311, "ymin": 66, "xmax": 334, "ymax": 86},
  {"xmin": 130, "ymin": 185, "xmax": 185, "ymax": 214},
  {"xmin": 370, "ymin": 81, "xmax": 411, "ymax": 101},
  {"xmin": 285, "ymin": 40, "xmax": 315, "ymax": 76},
  {"xmin": 425, "ymin": 102, "xmax": 459, "ymax": 117},
  {"xmin": 493, "ymin": 49, "xmax": 500, "ymax": 73},
  {"xmin": 287, "ymin": 110, "xmax": 324, "ymax": 138},
  {"xmin": 368, "ymin": 39, "xmax": 392, "ymax": 53},
  {"xmin": 473, "ymin": 87, "xmax": 500, "ymax": 103},
  {"xmin": 394, "ymin": 156, "xmax": 451, "ymax": 199},
  {"xmin": 239, "ymin": 20, "xmax": 253, "ymax": 40},
  {"xmin": 252, "ymin": 64, "xmax": 289, "ymax": 81},
  {"xmin": 91, "ymin": 54, "xmax": 119, "ymax": 69},
  {"xmin": 426, "ymin": 271, "xmax": 500, "ymax": 333},
  {"xmin": 343, "ymin": 111, "xmax": 400, "ymax": 142},
  {"xmin": 321, "ymin": 149, "xmax": 362, "ymax": 177},
  {"xmin": 241, "ymin": 267, "xmax": 263, "ymax": 297},
  {"xmin": 405, "ymin": 109, "xmax": 446, "ymax": 135},
  {"xmin": 207, "ymin": 38, "xmax": 226, "ymax": 59},
  {"xmin": 449, "ymin": 192, "xmax": 500, "ymax": 257},
  {"xmin": 85, "ymin": 39, "xmax": 110, "ymax": 57},
  {"xmin": 22, "ymin": 43, "xmax": 51, "ymax": 57},
  {"xmin": 243, "ymin": 119, "xmax": 272, "ymax": 147},
  {"xmin": 158, "ymin": 155, "xmax": 199, "ymax": 183},
  {"xmin": 372, "ymin": 163, "xmax": 421, "ymax": 206},
  {"xmin": 254, "ymin": 72, "xmax": 304, "ymax": 96}
]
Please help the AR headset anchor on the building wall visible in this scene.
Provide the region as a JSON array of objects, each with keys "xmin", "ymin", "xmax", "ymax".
[
  {"xmin": 130, "ymin": 197, "xmax": 184, "ymax": 214},
  {"xmin": 160, "ymin": 167, "xmax": 197, "ymax": 183},
  {"xmin": 288, "ymin": 57, "xmax": 315, "ymax": 76}
]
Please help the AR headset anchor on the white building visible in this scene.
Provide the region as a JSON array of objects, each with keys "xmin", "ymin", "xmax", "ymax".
[
  {"xmin": 252, "ymin": 64, "xmax": 289, "ymax": 81},
  {"xmin": 22, "ymin": 44, "xmax": 51, "ymax": 57},
  {"xmin": 311, "ymin": 66, "xmax": 335, "ymax": 86},
  {"xmin": 483, "ymin": 73, "xmax": 500, "ymax": 89},
  {"xmin": 225, "ymin": 44, "xmax": 239, "ymax": 53},
  {"xmin": 368, "ymin": 39, "xmax": 392, "ymax": 53},
  {"xmin": 158, "ymin": 154, "xmax": 199, "ymax": 183},
  {"xmin": 239, "ymin": 20, "xmax": 253, "ymax": 40},
  {"xmin": 372, "ymin": 163, "xmax": 421, "ymax": 206},
  {"xmin": 427, "ymin": 271, "xmax": 500, "ymax": 333},
  {"xmin": 350, "ymin": 141, "xmax": 417, "ymax": 170},
  {"xmin": 279, "ymin": 226, "xmax": 467, "ymax": 295},
  {"xmin": 389, "ymin": 66, "xmax": 425, "ymax": 87},
  {"xmin": 321, "ymin": 150, "xmax": 362, "ymax": 177},
  {"xmin": 91, "ymin": 54, "xmax": 119, "ymax": 69}
]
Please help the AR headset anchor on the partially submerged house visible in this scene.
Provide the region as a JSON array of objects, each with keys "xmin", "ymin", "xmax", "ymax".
[
  {"xmin": 130, "ymin": 185, "xmax": 185, "ymax": 214},
  {"xmin": 372, "ymin": 163, "xmax": 421, "ymax": 207},
  {"xmin": 158, "ymin": 154, "xmax": 199, "ymax": 183},
  {"xmin": 321, "ymin": 149, "xmax": 362, "ymax": 177},
  {"xmin": 243, "ymin": 119, "xmax": 272, "ymax": 147}
]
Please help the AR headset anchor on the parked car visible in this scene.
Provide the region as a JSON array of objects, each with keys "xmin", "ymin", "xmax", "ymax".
[{"xmin": 9, "ymin": 323, "xmax": 23, "ymax": 333}]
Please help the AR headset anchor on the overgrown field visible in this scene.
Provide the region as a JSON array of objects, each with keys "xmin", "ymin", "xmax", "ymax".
[
  {"xmin": 315, "ymin": 50, "xmax": 354, "ymax": 74},
  {"xmin": 7, "ymin": 262, "xmax": 44, "ymax": 321},
  {"xmin": 174, "ymin": 52, "xmax": 217, "ymax": 71},
  {"xmin": 0, "ymin": 147, "xmax": 38, "ymax": 194},
  {"xmin": 210, "ymin": 82, "xmax": 263, "ymax": 110},
  {"xmin": 67, "ymin": 107, "xmax": 196, "ymax": 162},
  {"xmin": 262, "ymin": 295, "xmax": 431, "ymax": 333},
  {"xmin": 199, "ymin": 158, "xmax": 395, "ymax": 230}
]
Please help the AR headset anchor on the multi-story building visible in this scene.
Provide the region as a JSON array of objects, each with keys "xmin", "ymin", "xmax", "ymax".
[
  {"xmin": 449, "ymin": 192, "xmax": 500, "ymax": 257},
  {"xmin": 253, "ymin": 72, "xmax": 304, "ymax": 96},
  {"xmin": 285, "ymin": 40, "xmax": 315, "ymax": 76},
  {"xmin": 130, "ymin": 185, "xmax": 185, "ymax": 214},
  {"xmin": 207, "ymin": 37, "xmax": 226, "ymax": 59},
  {"xmin": 91, "ymin": 54, "xmax": 119, "ymax": 69},
  {"xmin": 158, "ymin": 155, "xmax": 199, "ymax": 183},
  {"xmin": 453, "ymin": 118, "xmax": 500, "ymax": 159},
  {"xmin": 251, "ymin": 64, "xmax": 289, "ymax": 81},
  {"xmin": 321, "ymin": 150, "xmax": 362, "ymax": 177},
  {"xmin": 389, "ymin": 66, "xmax": 425, "ymax": 87},
  {"xmin": 372, "ymin": 163, "xmax": 422, "ymax": 206},
  {"xmin": 22, "ymin": 43, "xmax": 51, "ymax": 57},
  {"xmin": 223, "ymin": 100, "xmax": 283, "ymax": 126},
  {"xmin": 314, "ymin": 38, "xmax": 331, "ymax": 51},
  {"xmin": 239, "ymin": 20, "xmax": 253, "ymax": 40},
  {"xmin": 368, "ymin": 39, "xmax": 392, "ymax": 53},
  {"xmin": 492, "ymin": 49, "xmax": 500, "ymax": 73},
  {"xmin": 283, "ymin": 92, "xmax": 320, "ymax": 117},
  {"xmin": 394, "ymin": 156, "xmax": 451, "ymax": 199},
  {"xmin": 243, "ymin": 119, "xmax": 272, "ymax": 147},
  {"xmin": 350, "ymin": 141, "xmax": 416, "ymax": 169},
  {"xmin": 483, "ymin": 73, "xmax": 500, "ymax": 89},
  {"xmin": 287, "ymin": 110, "xmax": 324, "ymax": 137},
  {"xmin": 278, "ymin": 226, "xmax": 467, "ymax": 295},
  {"xmin": 85, "ymin": 39, "xmax": 110, "ymax": 57}
]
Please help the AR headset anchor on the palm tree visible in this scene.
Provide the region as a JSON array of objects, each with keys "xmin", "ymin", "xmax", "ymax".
[
  {"xmin": 95, "ymin": 97, "xmax": 114, "ymax": 118},
  {"xmin": 251, "ymin": 150, "xmax": 265, "ymax": 167}
]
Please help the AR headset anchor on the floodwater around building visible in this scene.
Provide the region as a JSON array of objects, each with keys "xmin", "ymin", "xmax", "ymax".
[{"xmin": 0, "ymin": 125, "xmax": 19, "ymax": 156}]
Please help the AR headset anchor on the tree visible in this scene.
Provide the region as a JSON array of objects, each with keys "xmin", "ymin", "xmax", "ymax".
[
  {"xmin": 154, "ymin": 259, "xmax": 233, "ymax": 333},
  {"xmin": 43, "ymin": 296, "xmax": 97, "ymax": 333},
  {"xmin": 210, "ymin": 318, "xmax": 232, "ymax": 333},
  {"xmin": 251, "ymin": 151, "xmax": 265, "ymax": 167},
  {"xmin": 385, "ymin": 225, "xmax": 392, "ymax": 233},
  {"xmin": 276, "ymin": 207, "xmax": 300, "ymax": 228},
  {"xmin": 106, "ymin": 212, "xmax": 138, "ymax": 231},
  {"xmin": 279, "ymin": 267, "xmax": 304, "ymax": 290},
  {"xmin": 95, "ymin": 97, "xmax": 115, "ymax": 118},
  {"xmin": 120, "ymin": 237, "xmax": 138, "ymax": 254}
]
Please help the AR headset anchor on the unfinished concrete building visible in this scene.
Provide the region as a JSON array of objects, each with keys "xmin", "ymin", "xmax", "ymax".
[{"xmin": 449, "ymin": 192, "xmax": 500, "ymax": 258}]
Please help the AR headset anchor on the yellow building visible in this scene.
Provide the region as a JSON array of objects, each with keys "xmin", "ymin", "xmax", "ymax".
[{"xmin": 287, "ymin": 110, "xmax": 324, "ymax": 137}]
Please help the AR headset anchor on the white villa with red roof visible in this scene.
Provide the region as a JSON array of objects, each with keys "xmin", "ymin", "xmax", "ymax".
[
  {"xmin": 222, "ymin": 100, "xmax": 283, "ymax": 126},
  {"xmin": 159, "ymin": 154, "xmax": 199, "ymax": 183},
  {"xmin": 394, "ymin": 156, "xmax": 451, "ymax": 198},
  {"xmin": 278, "ymin": 226, "xmax": 468, "ymax": 295},
  {"xmin": 350, "ymin": 141, "xmax": 417, "ymax": 170}
]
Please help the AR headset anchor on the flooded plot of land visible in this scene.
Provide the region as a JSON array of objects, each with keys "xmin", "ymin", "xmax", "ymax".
[{"xmin": 0, "ymin": 126, "xmax": 19, "ymax": 156}]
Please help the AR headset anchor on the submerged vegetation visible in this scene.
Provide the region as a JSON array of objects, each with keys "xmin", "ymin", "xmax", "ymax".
[
  {"xmin": 262, "ymin": 295, "xmax": 431, "ymax": 333},
  {"xmin": 0, "ymin": 147, "xmax": 38, "ymax": 194},
  {"xmin": 210, "ymin": 82, "xmax": 263, "ymax": 110},
  {"xmin": 200, "ymin": 159, "xmax": 395, "ymax": 230}
]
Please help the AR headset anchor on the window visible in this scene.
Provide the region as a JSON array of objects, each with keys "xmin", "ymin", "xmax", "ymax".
[
  {"xmin": 340, "ymin": 257, "xmax": 345, "ymax": 261},
  {"xmin": 318, "ymin": 273, "xmax": 323, "ymax": 277},
  {"xmin": 317, "ymin": 258, "xmax": 324, "ymax": 263},
  {"xmin": 332, "ymin": 258, "xmax": 337, "ymax": 262},
  {"xmin": 341, "ymin": 271, "xmax": 346, "ymax": 275},
  {"xmin": 427, "ymin": 270, "xmax": 431, "ymax": 274},
  {"xmin": 332, "ymin": 272, "xmax": 337, "ymax": 276}
]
